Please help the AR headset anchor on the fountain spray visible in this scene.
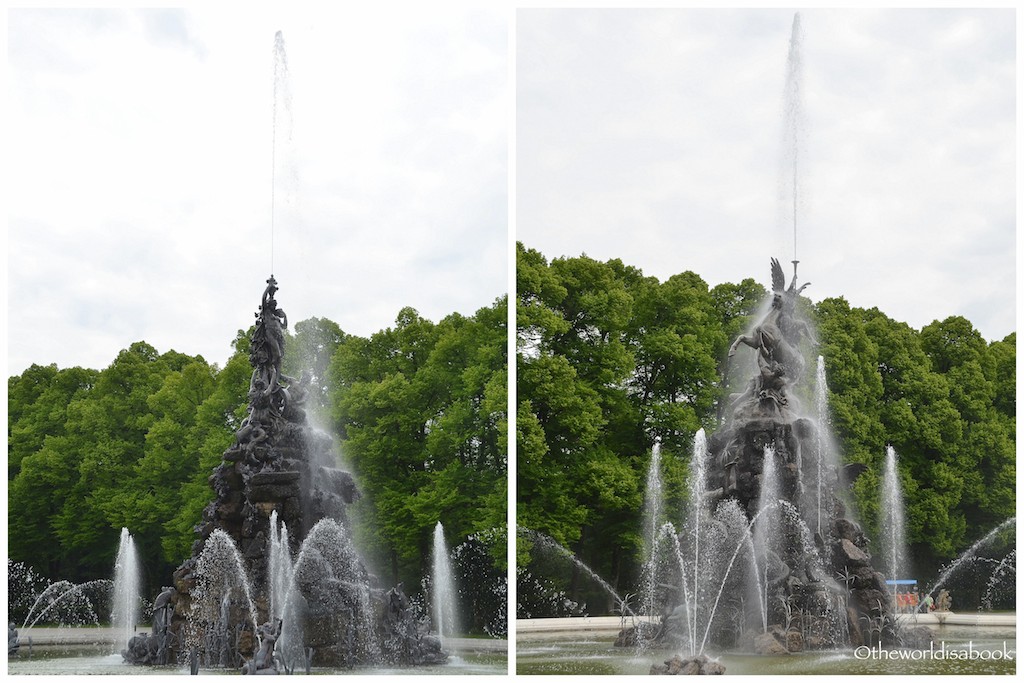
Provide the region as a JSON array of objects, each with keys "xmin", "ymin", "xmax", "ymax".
[
  {"xmin": 111, "ymin": 528, "xmax": 141, "ymax": 653},
  {"xmin": 781, "ymin": 12, "xmax": 805, "ymax": 270}
]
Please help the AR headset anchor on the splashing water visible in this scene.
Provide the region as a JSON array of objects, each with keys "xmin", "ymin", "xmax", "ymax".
[
  {"xmin": 522, "ymin": 529, "xmax": 636, "ymax": 617},
  {"xmin": 925, "ymin": 518, "xmax": 1016, "ymax": 597},
  {"xmin": 641, "ymin": 440, "xmax": 664, "ymax": 618},
  {"xmin": 686, "ymin": 429, "xmax": 710, "ymax": 655},
  {"xmin": 21, "ymin": 579, "xmax": 111, "ymax": 630},
  {"xmin": 880, "ymin": 446, "xmax": 909, "ymax": 582},
  {"xmin": 431, "ymin": 522, "xmax": 461, "ymax": 643},
  {"xmin": 752, "ymin": 446, "xmax": 780, "ymax": 632},
  {"xmin": 111, "ymin": 528, "xmax": 142, "ymax": 653},
  {"xmin": 189, "ymin": 529, "xmax": 263, "ymax": 657},
  {"xmin": 982, "ymin": 549, "xmax": 1016, "ymax": 610}
]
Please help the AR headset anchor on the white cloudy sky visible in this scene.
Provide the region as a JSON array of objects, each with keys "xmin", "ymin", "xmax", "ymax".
[
  {"xmin": 518, "ymin": 8, "xmax": 1015, "ymax": 342},
  {"xmin": 7, "ymin": 7, "xmax": 507, "ymax": 374}
]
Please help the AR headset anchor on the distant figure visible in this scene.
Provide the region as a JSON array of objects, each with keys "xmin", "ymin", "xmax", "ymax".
[
  {"xmin": 920, "ymin": 593, "xmax": 934, "ymax": 613},
  {"xmin": 8, "ymin": 622, "xmax": 19, "ymax": 656},
  {"xmin": 935, "ymin": 589, "xmax": 952, "ymax": 612}
]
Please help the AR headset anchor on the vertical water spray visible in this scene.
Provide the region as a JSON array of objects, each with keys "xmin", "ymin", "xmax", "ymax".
[
  {"xmin": 431, "ymin": 522, "xmax": 460, "ymax": 644},
  {"xmin": 111, "ymin": 527, "xmax": 141, "ymax": 653},
  {"xmin": 686, "ymin": 429, "xmax": 709, "ymax": 655},
  {"xmin": 641, "ymin": 440, "xmax": 664, "ymax": 618},
  {"xmin": 880, "ymin": 446, "xmax": 908, "ymax": 583},
  {"xmin": 813, "ymin": 356, "xmax": 829, "ymax": 540},
  {"xmin": 271, "ymin": 30, "xmax": 293, "ymax": 274},
  {"xmin": 753, "ymin": 447, "xmax": 780, "ymax": 632},
  {"xmin": 780, "ymin": 12, "xmax": 805, "ymax": 264},
  {"xmin": 268, "ymin": 512, "xmax": 286, "ymax": 620}
]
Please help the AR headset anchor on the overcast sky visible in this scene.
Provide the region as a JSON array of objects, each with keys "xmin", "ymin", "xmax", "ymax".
[
  {"xmin": 8, "ymin": 7, "xmax": 507, "ymax": 375},
  {"xmin": 518, "ymin": 8, "xmax": 1015, "ymax": 343}
]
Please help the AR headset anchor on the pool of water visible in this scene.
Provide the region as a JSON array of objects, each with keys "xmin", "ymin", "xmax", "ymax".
[
  {"xmin": 7, "ymin": 644, "xmax": 507, "ymax": 676},
  {"xmin": 517, "ymin": 625, "xmax": 1016, "ymax": 675}
]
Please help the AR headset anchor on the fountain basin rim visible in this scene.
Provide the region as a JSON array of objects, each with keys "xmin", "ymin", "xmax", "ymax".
[
  {"xmin": 516, "ymin": 613, "xmax": 1016, "ymax": 639},
  {"xmin": 893, "ymin": 612, "xmax": 1016, "ymax": 628},
  {"xmin": 517, "ymin": 616, "xmax": 656, "ymax": 635},
  {"xmin": 15, "ymin": 626, "xmax": 512, "ymax": 652}
]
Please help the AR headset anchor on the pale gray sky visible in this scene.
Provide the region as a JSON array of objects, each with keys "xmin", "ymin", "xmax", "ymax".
[
  {"xmin": 8, "ymin": 7, "xmax": 507, "ymax": 374},
  {"xmin": 517, "ymin": 8, "xmax": 1015, "ymax": 342}
]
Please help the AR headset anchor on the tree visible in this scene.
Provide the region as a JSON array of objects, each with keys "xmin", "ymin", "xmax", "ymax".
[{"xmin": 330, "ymin": 300, "xmax": 507, "ymax": 599}]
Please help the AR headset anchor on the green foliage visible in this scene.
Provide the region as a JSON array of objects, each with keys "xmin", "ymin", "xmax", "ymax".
[
  {"xmin": 812, "ymin": 304, "xmax": 1015, "ymax": 572},
  {"xmin": 330, "ymin": 297, "xmax": 508, "ymax": 605},
  {"xmin": 516, "ymin": 243, "xmax": 738, "ymax": 604},
  {"xmin": 9, "ymin": 295, "xmax": 508, "ymax": 624},
  {"xmin": 517, "ymin": 245, "xmax": 1015, "ymax": 614},
  {"xmin": 8, "ymin": 343, "xmax": 223, "ymax": 584}
]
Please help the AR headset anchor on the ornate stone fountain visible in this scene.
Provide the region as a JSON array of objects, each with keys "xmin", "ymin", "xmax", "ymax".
[
  {"xmin": 124, "ymin": 276, "xmax": 446, "ymax": 671},
  {"xmin": 627, "ymin": 259, "xmax": 910, "ymax": 660}
]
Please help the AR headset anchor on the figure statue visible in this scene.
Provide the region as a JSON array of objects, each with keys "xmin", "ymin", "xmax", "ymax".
[
  {"xmin": 385, "ymin": 583, "xmax": 412, "ymax": 625},
  {"xmin": 236, "ymin": 375, "xmax": 272, "ymax": 452},
  {"xmin": 935, "ymin": 589, "xmax": 952, "ymax": 612},
  {"xmin": 8, "ymin": 623, "xmax": 19, "ymax": 656},
  {"xmin": 152, "ymin": 586, "xmax": 174, "ymax": 637},
  {"xmin": 251, "ymin": 276, "xmax": 289, "ymax": 399},
  {"xmin": 727, "ymin": 258, "xmax": 815, "ymax": 417},
  {"xmin": 241, "ymin": 619, "xmax": 283, "ymax": 675}
]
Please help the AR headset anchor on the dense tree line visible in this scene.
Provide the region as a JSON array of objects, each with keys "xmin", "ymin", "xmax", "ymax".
[
  {"xmin": 516, "ymin": 243, "xmax": 1014, "ymax": 613},
  {"xmin": 8, "ymin": 298, "xmax": 507, "ymax": 634}
]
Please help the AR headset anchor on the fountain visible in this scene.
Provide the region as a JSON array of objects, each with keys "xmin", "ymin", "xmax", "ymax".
[
  {"xmin": 120, "ymin": 276, "xmax": 447, "ymax": 671},
  {"xmin": 617, "ymin": 257, "xmax": 898, "ymax": 660},
  {"xmin": 431, "ymin": 522, "xmax": 461, "ymax": 647},
  {"xmin": 517, "ymin": 11, "xmax": 1013, "ymax": 676},
  {"xmin": 640, "ymin": 440, "xmax": 664, "ymax": 621},
  {"xmin": 880, "ymin": 446, "xmax": 909, "ymax": 586},
  {"xmin": 449, "ymin": 528, "xmax": 508, "ymax": 639},
  {"xmin": 111, "ymin": 528, "xmax": 141, "ymax": 654},
  {"xmin": 924, "ymin": 518, "xmax": 1017, "ymax": 599},
  {"xmin": 6, "ymin": 561, "xmax": 113, "ymax": 662}
]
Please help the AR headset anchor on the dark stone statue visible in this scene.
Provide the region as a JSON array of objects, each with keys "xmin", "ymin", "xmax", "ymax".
[
  {"xmin": 8, "ymin": 623, "xmax": 19, "ymax": 656},
  {"xmin": 727, "ymin": 258, "xmax": 815, "ymax": 421},
  {"xmin": 124, "ymin": 276, "xmax": 446, "ymax": 670},
  {"xmin": 122, "ymin": 586, "xmax": 177, "ymax": 665}
]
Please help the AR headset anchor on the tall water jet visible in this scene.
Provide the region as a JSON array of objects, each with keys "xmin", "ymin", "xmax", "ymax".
[
  {"xmin": 111, "ymin": 528, "xmax": 141, "ymax": 653},
  {"xmin": 685, "ymin": 429, "xmax": 710, "ymax": 656},
  {"xmin": 640, "ymin": 440, "xmax": 664, "ymax": 618},
  {"xmin": 780, "ymin": 12, "xmax": 805, "ymax": 263},
  {"xmin": 431, "ymin": 522, "xmax": 460, "ymax": 645},
  {"xmin": 810, "ymin": 356, "xmax": 829, "ymax": 540},
  {"xmin": 880, "ymin": 445, "xmax": 908, "ymax": 583},
  {"xmin": 751, "ymin": 446, "xmax": 780, "ymax": 633},
  {"xmin": 270, "ymin": 30, "xmax": 294, "ymax": 273}
]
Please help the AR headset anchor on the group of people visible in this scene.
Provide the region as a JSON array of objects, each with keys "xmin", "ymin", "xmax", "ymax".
[
  {"xmin": 894, "ymin": 589, "xmax": 951, "ymax": 614},
  {"xmin": 891, "ymin": 588, "xmax": 953, "ymax": 614}
]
